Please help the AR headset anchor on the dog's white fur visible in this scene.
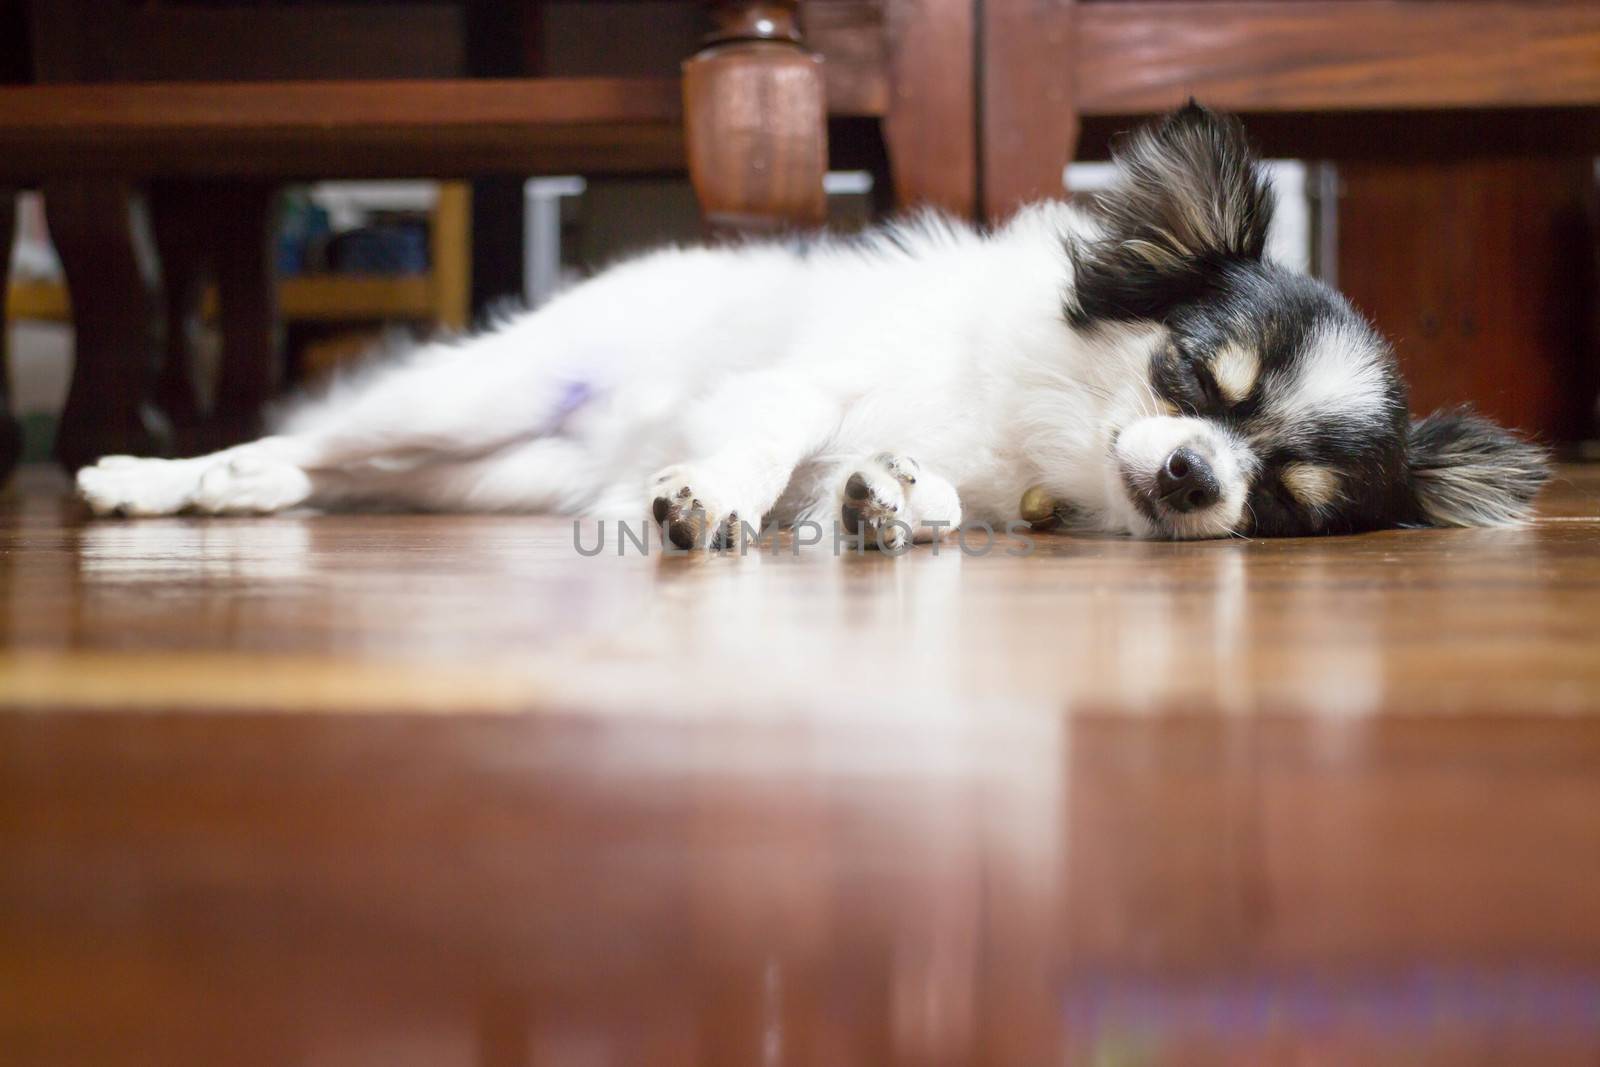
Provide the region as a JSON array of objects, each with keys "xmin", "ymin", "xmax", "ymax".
[{"xmin": 79, "ymin": 202, "xmax": 1243, "ymax": 539}]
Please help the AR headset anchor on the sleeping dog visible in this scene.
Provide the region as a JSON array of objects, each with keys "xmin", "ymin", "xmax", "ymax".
[{"xmin": 78, "ymin": 103, "xmax": 1548, "ymax": 546}]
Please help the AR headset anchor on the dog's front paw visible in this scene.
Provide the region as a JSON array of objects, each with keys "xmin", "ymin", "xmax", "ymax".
[
  {"xmin": 838, "ymin": 452, "xmax": 964, "ymax": 551},
  {"xmin": 648, "ymin": 465, "xmax": 754, "ymax": 551}
]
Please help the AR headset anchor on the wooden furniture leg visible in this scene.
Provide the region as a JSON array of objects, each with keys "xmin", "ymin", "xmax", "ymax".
[
  {"xmin": 210, "ymin": 183, "xmax": 281, "ymax": 448},
  {"xmin": 683, "ymin": 1, "xmax": 828, "ymax": 232},
  {"xmin": 149, "ymin": 182, "xmax": 211, "ymax": 444},
  {"xmin": 0, "ymin": 189, "xmax": 23, "ymax": 482},
  {"xmin": 42, "ymin": 179, "xmax": 165, "ymax": 470},
  {"xmin": 467, "ymin": 2, "xmax": 533, "ymax": 319},
  {"xmin": 882, "ymin": 0, "xmax": 977, "ymax": 219},
  {"xmin": 980, "ymin": 0, "xmax": 1077, "ymax": 222}
]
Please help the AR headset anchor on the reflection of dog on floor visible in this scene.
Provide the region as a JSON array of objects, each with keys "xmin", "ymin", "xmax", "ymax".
[{"xmin": 79, "ymin": 104, "xmax": 1547, "ymax": 547}]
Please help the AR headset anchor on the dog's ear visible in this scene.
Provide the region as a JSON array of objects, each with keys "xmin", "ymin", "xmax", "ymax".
[
  {"xmin": 1065, "ymin": 102, "xmax": 1274, "ymax": 325},
  {"xmin": 1405, "ymin": 407, "xmax": 1549, "ymax": 527}
]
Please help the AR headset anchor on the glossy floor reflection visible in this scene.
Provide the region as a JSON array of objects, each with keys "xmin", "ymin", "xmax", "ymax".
[
  {"xmin": 5, "ymin": 466, "xmax": 1600, "ymax": 717},
  {"xmin": 3, "ymin": 467, "xmax": 1600, "ymax": 1065}
]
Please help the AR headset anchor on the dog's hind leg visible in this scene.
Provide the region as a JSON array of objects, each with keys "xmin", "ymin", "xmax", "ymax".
[
  {"xmin": 307, "ymin": 437, "xmax": 598, "ymax": 514},
  {"xmin": 76, "ymin": 242, "xmax": 756, "ymax": 517},
  {"xmin": 76, "ymin": 327, "xmax": 593, "ymax": 517},
  {"xmin": 77, "ymin": 434, "xmax": 327, "ymax": 517}
]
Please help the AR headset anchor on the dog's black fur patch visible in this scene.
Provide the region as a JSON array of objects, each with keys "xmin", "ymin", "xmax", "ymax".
[{"xmin": 1068, "ymin": 102, "xmax": 1549, "ymax": 536}]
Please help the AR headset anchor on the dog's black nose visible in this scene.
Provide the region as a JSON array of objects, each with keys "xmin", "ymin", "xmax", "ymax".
[{"xmin": 1157, "ymin": 447, "xmax": 1221, "ymax": 512}]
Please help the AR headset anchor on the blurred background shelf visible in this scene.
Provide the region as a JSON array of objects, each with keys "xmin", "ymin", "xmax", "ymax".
[
  {"xmin": 11, "ymin": 275, "xmax": 453, "ymax": 326},
  {"xmin": 6, "ymin": 182, "xmax": 470, "ymax": 329}
]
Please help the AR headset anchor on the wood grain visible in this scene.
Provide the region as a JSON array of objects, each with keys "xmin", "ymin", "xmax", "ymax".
[
  {"xmin": 981, "ymin": 0, "xmax": 1600, "ymax": 218},
  {"xmin": 881, "ymin": 0, "xmax": 977, "ymax": 217},
  {"xmin": 981, "ymin": 0, "xmax": 1079, "ymax": 220},
  {"xmin": 1077, "ymin": 108, "xmax": 1600, "ymax": 165},
  {"xmin": 1074, "ymin": 1, "xmax": 1600, "ymax": 115},
  {"xmin": 2, "ymin": 467, "xmax": 1600, "ymax": 1064},
  {"xmin": 808, "ymin": 0, "xmax": 893, "ymax": 116},
  {"xmin": 0, "ymin": 78, "xmax": 687, "ymax": 179},
  {"xmin": 1335, "ymin": 157, "xmax": 1599, "ymax": 442},
  {"xmin": 683, "ymin": 3, "xmax": 829, "ymax": 230},
  {"xmin": 1, "ymin": 465, "xmax": 1597, "ymax": 717}
]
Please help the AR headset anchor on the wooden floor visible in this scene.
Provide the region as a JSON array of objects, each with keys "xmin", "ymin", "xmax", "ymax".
[{"xmin": 4, "ymin": 465, "xmax": 1600, "ymax": 1065}]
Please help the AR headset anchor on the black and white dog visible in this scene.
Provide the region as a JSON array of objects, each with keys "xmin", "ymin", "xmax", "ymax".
[{"xmin": 78, "ymin": 104, "xmax": 1548, "ymax": 545}]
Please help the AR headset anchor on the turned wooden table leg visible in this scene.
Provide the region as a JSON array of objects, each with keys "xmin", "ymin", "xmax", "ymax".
[
  {"xmin": 150, "ymin": 182, "xmax": 282, "ymax": 456},
  {"xmin": 42, "ymin": 179, "xmax": 165, "ymax": 470},
  {"xmin": 149, "ymin": 181, "xmax": 210, "ymax": 445},
  {"xmin": 683, "ymin": 1, "xmax": 828, "ymax": 233}
]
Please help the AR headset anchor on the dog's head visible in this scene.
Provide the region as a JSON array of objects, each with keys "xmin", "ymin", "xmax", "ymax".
[{"xmin": 1066, "ymin": 103, "xmax": 1548, "ymax": 538}]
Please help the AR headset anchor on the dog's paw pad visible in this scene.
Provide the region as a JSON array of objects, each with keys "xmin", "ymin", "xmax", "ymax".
[
  {"xmin": 839, "ymin": 455, "xmax": 920, "ymax": 550},
  {"xmin": 648, "ymin": 466, "xmax": 745, "ymax": 550},
  {"xmin": 873, "ymin": 452, "xmax": 920, "ymax": 485}
]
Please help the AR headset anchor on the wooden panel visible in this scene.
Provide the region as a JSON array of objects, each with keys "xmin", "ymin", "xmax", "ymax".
[
  {"xmin": 809, "ymin": 0, "xmax": 893, "ymax": 116},
  {"xmin": 28, "ymin": 4, "xmax": 466, "ymax": 83},
  {"xmin": 0, "ymin": 78, "xmax": 687, "ymax": 179},
  {"xmin": 0, "ymin": 78, "xmax": 682, "ymax": 134},
  {"xmin": 981, "ymin": 0, "xmax": 1077, "ymax": 220},
  {"xmin": 1335, "ymin": 158, "xmax": 1598, "ymax": 442},
  {"xmin": 1078, "ymin": 108, "xmax": 1600, "ymax": 164},
  {"xmin": 537, "ymin": 0, "xmax": 703, "ymax": 79},
  {"xmin": 1075, "ymin": 1, "xmax": 1600, "ymax": 115},
  {"xmin": 881, "ymin": 0, "xmax": 977, "ymax": 216}
]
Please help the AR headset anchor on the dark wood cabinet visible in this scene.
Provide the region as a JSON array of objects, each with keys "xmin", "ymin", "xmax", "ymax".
[{"xmin": 1336, "ymin": 158, "xmax": 1597, "ymax": 441}]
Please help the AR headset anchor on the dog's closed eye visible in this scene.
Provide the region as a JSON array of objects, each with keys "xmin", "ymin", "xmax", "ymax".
[
  {"xmin": 1166, "ymin": 343, "xmax": 1260, "ymax": 417},
  {"xmin": 1161, "ymin": 347, "xmax": 1227, "ymax": 415},
  {"xmin": 1187, "ymin": 359, "xmax": 1224, "ymax": 412}
]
